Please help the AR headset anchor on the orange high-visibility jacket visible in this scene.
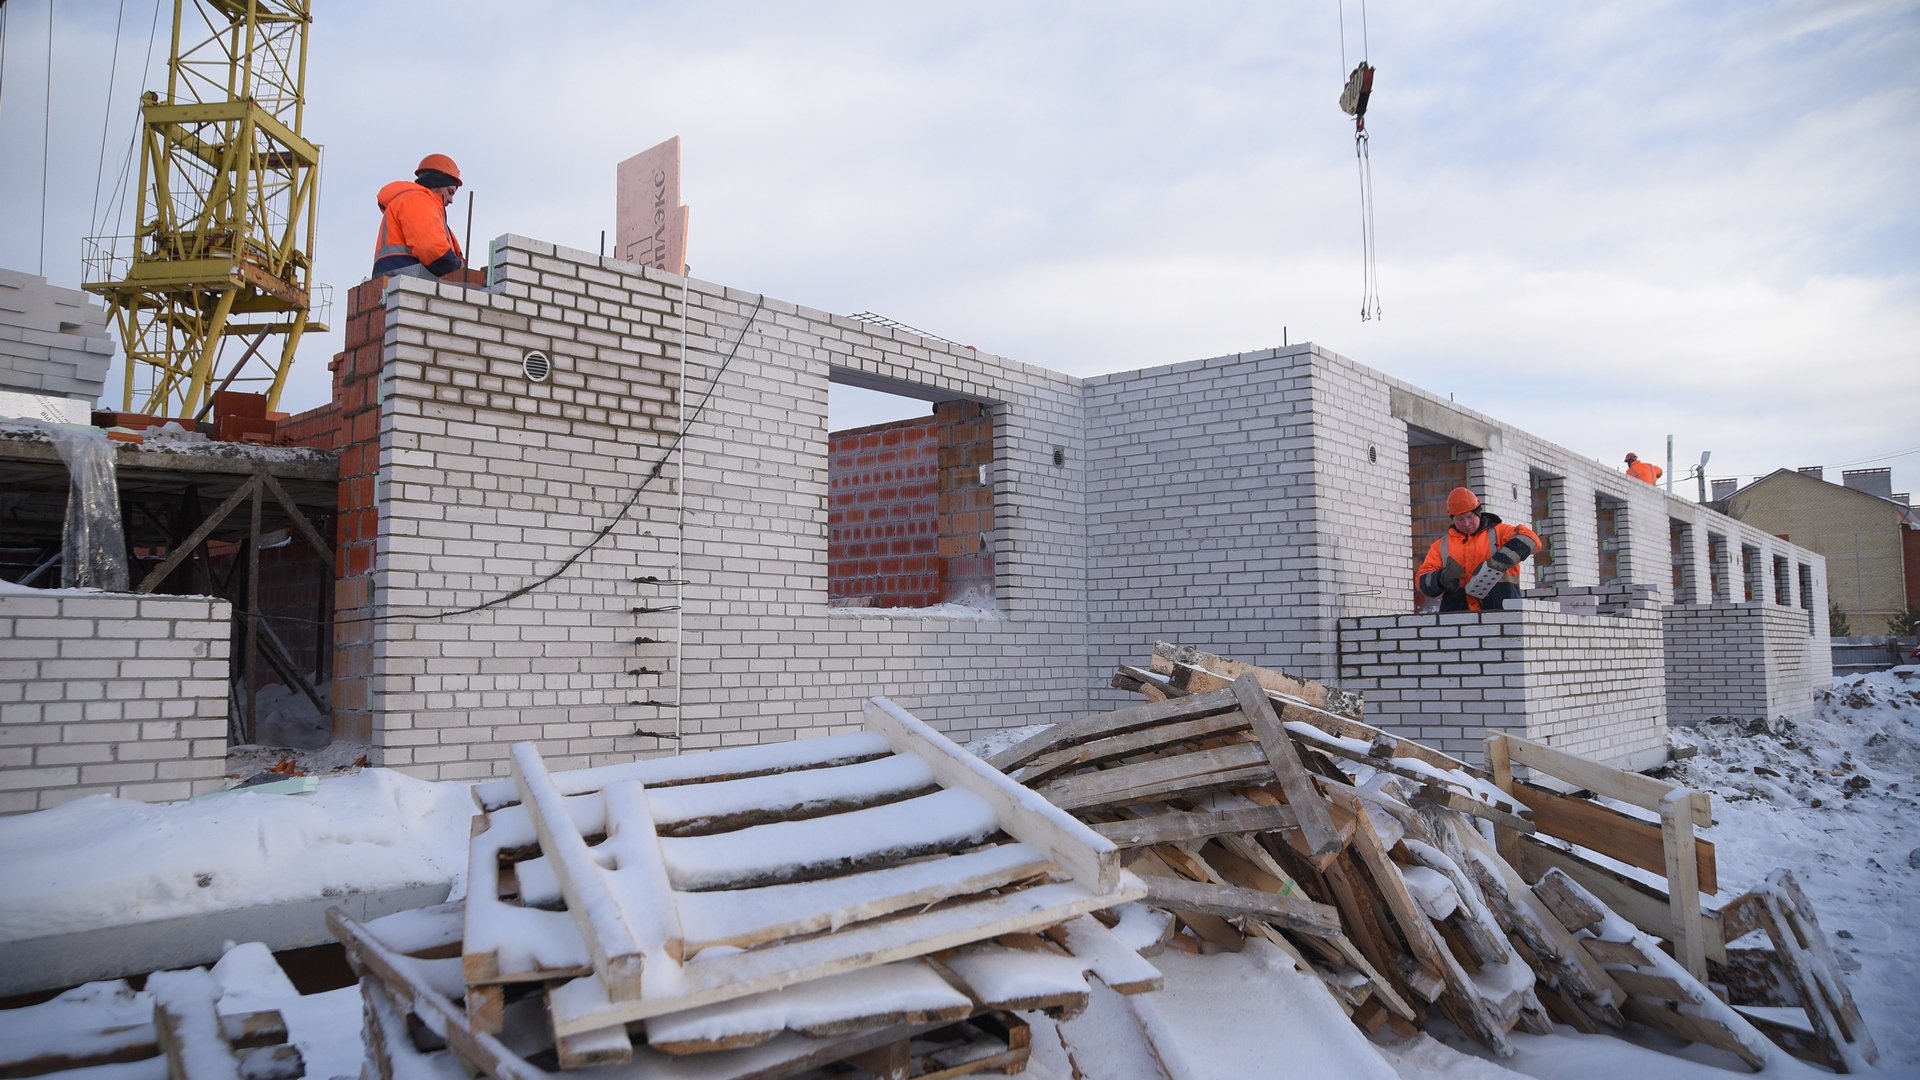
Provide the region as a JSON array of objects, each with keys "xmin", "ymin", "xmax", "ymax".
[
  {"xmin": 1415, "ymin": 512, "xmax": 1543, "ymax": 612},
  {"xmin": 372, "ymin": 181, "xmax": 463, "ymax": 278},
  {"xmin": 1627, "ymin": 460, "xmax": 1663, "ymax": 485}
]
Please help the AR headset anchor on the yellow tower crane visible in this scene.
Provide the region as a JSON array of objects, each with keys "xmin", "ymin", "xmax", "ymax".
[{"xmin": 83, "ymin": 0, "xmax": 325, "ymax": 420}]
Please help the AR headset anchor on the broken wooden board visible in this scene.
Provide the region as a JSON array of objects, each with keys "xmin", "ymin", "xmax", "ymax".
[
  {"xmin": 1716, "ymin": 869, "xmax": 1878, "ymax": 1073},
  {"xmin": 1151, "ymin": 641, "xmax": 1364, "ymax": 719},
  {"xmin": 1512, "ymin": 836, "xmax": 1727, "ymax": 966}
]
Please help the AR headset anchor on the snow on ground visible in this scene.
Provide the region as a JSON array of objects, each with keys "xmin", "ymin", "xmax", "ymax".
[
  {"xmin": 0, "ymin": 768, "xmax": 470, "ymax": 940},
  {"xmin": 1, "ymin": 671, "xmax": 1916, "ymax": 1077}
]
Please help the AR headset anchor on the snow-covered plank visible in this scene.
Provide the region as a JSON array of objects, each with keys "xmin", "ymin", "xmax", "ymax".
[
  {"xmin": 509, "ymin": 743, "xmax": 661, "ymax": 1001},
  {"xmin": 645, "ymin": 753, "xmax": 936, "ymax": 834},
  {"xmin": 1720, "ymin": 869, "xmax": 1879, "ymax": 1072},
  {"xmin": 1034, "ymin": 742, "xmax": 1272, "ymax": 812},
  {"xmin": 1045, "ymin": 915, "xmax": 1163, "ymax": 994},
  {"xmin": 0, "ymin": 1011, "xmax": 290, "ymax": 1078},
  {"xmin": 1011, "ymin": 710, "xmax": 1252, "ymax": 786},
  {"xmin": 984, "ymin": 689, "xmax": 1242, "ymax": 773},
  {"xmin": 1150, "ymin": 640, "xmax": 1363, "ymax": 719},
  {"xmin": 1515, "ymin": 837, "xmax": 1728, "ymax": 964},
  {"xmin": 640, "ymin": 961, "xmax": 973, "ymax": 1054},
  {"xmin": 938, "ymin": 944, "xmax": 1093, "ymax": 1016},
  {"xmin": 657, "ymin": 787, "xmax": 1000, "ymax": 891},
  {"xmin": 1138, "ymin": 877, "xmax": 1343, "ymax": 939},
  {"xmin": 462, "ymin": 812, "xmax": 592, "ymax": 986},
  {"xmin": 472, "ymin": 731, "xmax": 893, "ymax": 812},
  {"xmin": 1090, "ymin": 803, "xmax": 1302, "ymax": 850},
  {"xmin": 146, "ymin": 969, "xmax": 243, "ymax": 1080},
  {"xmin": 863, "ymin": 697, "xmax": 1123, "ymax": 894},
  {"xmin": 674, "ymin": 842, "xmax": 1052, "ymax": 955},
  {"xmin": 545, "ymin": 879, "xmax": 1139, "ymax": 1036}
]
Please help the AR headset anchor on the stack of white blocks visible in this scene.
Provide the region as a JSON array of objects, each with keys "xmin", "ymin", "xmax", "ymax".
[
  {"xmin": 0, "ymin": 592, "xmax": 230, "ymax": 812},
  {"xmin": 0, "ymin": 269, "xmax": 115, "ymax": 405}
]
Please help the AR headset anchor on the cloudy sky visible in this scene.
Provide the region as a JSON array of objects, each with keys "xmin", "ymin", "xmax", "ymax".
[{"xmin": 2, "ymin": 1, "xmax": 1916, "ymax": 499}]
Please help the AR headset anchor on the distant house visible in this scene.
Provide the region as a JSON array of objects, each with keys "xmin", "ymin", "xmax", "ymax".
[{"xmin": 1718, "ymin": 468, "xmax": 1920, "ymax": 633}]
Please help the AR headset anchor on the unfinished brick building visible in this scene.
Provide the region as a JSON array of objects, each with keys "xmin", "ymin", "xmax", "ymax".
[{"xmin": 275, "ymin": 234, "xmax": 1828, "ymax": 782}]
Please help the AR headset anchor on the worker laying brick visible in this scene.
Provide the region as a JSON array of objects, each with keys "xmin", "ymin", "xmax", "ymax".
[
  {"xmin": 372, "ymin": 153, "xmax": 466, "ymax": 280},
  {"xmin": 1625, "ymin": 452, "xmax": 1662, "ymax": 485},
  {"xmin": 1416, "ymin": 486, "xmax": 1543, "ymax": 612}
]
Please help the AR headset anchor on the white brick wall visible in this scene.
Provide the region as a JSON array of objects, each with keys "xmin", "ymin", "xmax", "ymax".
[
  {"xmin": 354, "ymin": 238, "xmax": 1832, "ymax": 783},
  {"xmin": 1337, "ymin": 586, "xmax": 1667, "ymax": 770},
  {"xmin": 1665, "ymin": 602, "xmax": 1824, "ymax": 726},
  {"xmin": 0, "ymin": 592, "xmax": 230, "ymax": 813}
]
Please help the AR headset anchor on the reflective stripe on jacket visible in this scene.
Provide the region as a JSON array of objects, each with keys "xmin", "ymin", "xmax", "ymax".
[{"xmin": 372, "ymin": 181, "xmax": 463, "ymax": 278}]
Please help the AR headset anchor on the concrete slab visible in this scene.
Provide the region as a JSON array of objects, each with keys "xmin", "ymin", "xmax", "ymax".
[{"xmin": 0, "ymin": 881, "xmax": 450, "ymax": 996}]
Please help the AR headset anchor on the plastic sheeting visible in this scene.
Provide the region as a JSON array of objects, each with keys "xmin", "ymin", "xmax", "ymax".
[{"xmin": 47, "ymin": 424, "xmax": 130, "ymax": 591}]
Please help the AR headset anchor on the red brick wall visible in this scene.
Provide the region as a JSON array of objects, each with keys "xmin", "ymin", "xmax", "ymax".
[
  {"xmin": 328, "ymin": 279, "xmax": 388, "ymax": 742},
  {"xmin": 828, "ymin": 416, "xmax": 941, "ymax": 607},
  {"xmin": 935, "ymin": 401, "xmax": 994, "ymax": 603},
  {"xmin": 1409, "ymin": 444, "xmax": 1468, "ymax": 608}
]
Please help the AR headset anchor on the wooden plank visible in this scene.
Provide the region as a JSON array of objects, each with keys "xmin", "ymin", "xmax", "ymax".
[
  {"xmin": 259, "ymin": 470, "xmax": 334, "ymax": 574},
  {"xmin": 1508, "ymin": 780, "xmax": 1715, "ymax": 894},
  {"xmin": 1578, "ymin": 936, "xmax": 1649, "ymax": 966},
  {"xmin": 863, "ymin": 698, "xmax": 1122, "ymax": 893},
  {"xmin": 135, "ymin": 474, "xmax": 257, "ymax": 593},
  {"xmin": 1661, "ymin": 787, "xmax": 1708, "ymax": 982},
  {"xmin": 147, "ymin": 970, "xmax": 244, "ymax": 1080},
  {"xmin": 1013, "ymin": 710, "xmax": 1255, "ymax": 786},
  {"xmin": 1745, "ymin": 870, "xmax": 1880, "ymax": 1072},
  {"xmin": 544, "ymin": 880, "xmax": 1132, "ymax": 1036},
  {"xmin": 1234, "ymin": 676, "xmax": 1341, "ymax": 855},
  {"xmin": 1137, "ymin": 876, "xmax": 1344, "ymax": 939},
  {"xmin": 1045, "ymin": 916, "xmax": 1163, "ymax": 994},
  {"xmin": 1151, "ymin": 641, "xmax": 1359, "ymax": 717},
  {"xmin": 1090, "ymin": 803, "xmax": 1300, "ymax": 849},
  {"xmin": 1034, "ymin": 741, "xmax": 1271, "ymax": 812},
  {"xmin": 675, "ymin": 843, "xmax": 1052, "ymax": 954},
  {"xmin": 1345, "ymin": 806, "xmax": 1451, "ymax": 987},
  {"xmin": 510, "ymin": 742, "xmax": 653, "ymax": 1001},
  {"xmin": 1515, "ymin": 838, "xmax": 1727, "ymax": 964},
  {"xmin": 1499, "ymin": 733, "xmax": 1713, "ymax": 823},
  {"xmin": 0, "ymin": 1012, "xmax": 288, "ymax": 1078},
  {"xmin": 1611, "ymin": 966, "xmax": 1699, "ymax": 1003},
  {"xmin": 985, "ymin": 688, "xmax": 1240, "ymax": 772},
  {"xmin": 1484, "ymin": 731, "xmax": 1519, "ymax": 865},
  {"xmin": 1409, "ymin": 783, "xmax": 1536, "ymax": 835},
  {"xmin": 1621, "ymin": 998, "xmax": 1766, "ymax": 1071}
]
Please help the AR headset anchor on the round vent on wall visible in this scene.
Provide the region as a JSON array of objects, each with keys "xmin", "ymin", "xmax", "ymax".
[{"xmin": 522, "ymin": 350, "xmax": 552, "ymax": 383}]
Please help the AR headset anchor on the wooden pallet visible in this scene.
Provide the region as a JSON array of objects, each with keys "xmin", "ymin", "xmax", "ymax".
[
  {"xmin": 337, "ymin": 900, "xmax": 1147, "ymax": 1078},
  {"xmin": 457, "ymin": 698, "xmax": 1143, "ymax": 1050},
  {"xmin": 1535, "ymin": 868, "xmax": 1777, "ymax": 1072},
  {"xmin": 1716, "ymin": 869, "xmax": 1879, "ymax": 1073},
  {"xmin": 0, "ymin": 973, "xmax": 302, "ymax": 1080}
]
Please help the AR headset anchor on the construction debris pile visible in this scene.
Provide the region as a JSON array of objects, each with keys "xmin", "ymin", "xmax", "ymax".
[
  {"xmin": 984, "ymin": 643, "xmax": 1877, "ymax": 1074},
  {"xmin": 0, "ymin": 646, "xmax": 1883, "ymax": 1079},
  {"xmin": 332, "ymin": 697, "xmax": 1157, "ymax": 1079}
]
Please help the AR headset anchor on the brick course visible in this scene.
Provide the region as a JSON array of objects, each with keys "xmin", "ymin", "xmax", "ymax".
[{"xmin": 0, "ymin": 592, "xmax": 230, "ymax": 813}]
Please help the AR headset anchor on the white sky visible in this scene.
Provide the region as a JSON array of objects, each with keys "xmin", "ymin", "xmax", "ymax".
[{"xmin": 1, "ymin": 1, "xmax": 1915, "ymax": 498}]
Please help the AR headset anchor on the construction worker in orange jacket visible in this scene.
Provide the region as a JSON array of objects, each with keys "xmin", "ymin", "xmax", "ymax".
[
  {"xmin": 372, "ymin": 154, "xmax": 464, "ymax": 280},
  {"xmin": 1416, "ymin": 487, "xmax": 1543, "ymax": 612},
  {"xmin": 1624, "ymin": 452, "xmax": 1662, "ymax": 485}
]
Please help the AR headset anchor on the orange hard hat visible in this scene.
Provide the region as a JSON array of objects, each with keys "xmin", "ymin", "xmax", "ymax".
[
  {"xmin": 416, "ymin": 153, "xmax": 462, "ymax": 184},
  {"xmin": 1446, "ymin": 487, "xmax": 1481, "ymax": 516}
]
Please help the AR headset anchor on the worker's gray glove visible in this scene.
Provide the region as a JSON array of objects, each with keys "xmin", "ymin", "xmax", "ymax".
[
  {"xmin": 1420, "ymin": 558, "xmax": 1468, "ymax": 597},
  {"xmin": 1464, "ymin": 562, "xmax": 1506, "ymax": 600},
  {"xmin": 1486, "ymin": 547, "xmax": 1520, "ymax": 573}
]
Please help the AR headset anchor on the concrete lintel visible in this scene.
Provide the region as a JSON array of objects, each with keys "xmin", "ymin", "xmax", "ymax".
[
  {"xmin": 1391, "ymin": 387, "xmax": 1499, "ymax": 451},
  {"xmin": 0, "ymin": 881, "xmax": 450, "ymax": 996}
]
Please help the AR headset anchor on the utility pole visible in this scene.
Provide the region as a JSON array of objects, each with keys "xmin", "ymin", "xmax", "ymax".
[
  {"xmin": 1665, "ymin": 435, "xmax": 1674, "ymax": 496},
  {"xmin": 1695, "ymin": 451, "xmax": 1712, "ymax": 503}
]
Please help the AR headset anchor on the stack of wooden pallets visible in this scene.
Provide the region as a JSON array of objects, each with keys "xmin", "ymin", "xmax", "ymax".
[
  {"xmin": 331, "ymin": 696, "xmax": 1157, "ymax": 1079},
  {"xmin": 0, "ymin": 969, "xmax": 306, "ymax": 1079},
  {"xmin": 1002, "ymin": 642, "xmax": 1878, "ymax": 1072}
]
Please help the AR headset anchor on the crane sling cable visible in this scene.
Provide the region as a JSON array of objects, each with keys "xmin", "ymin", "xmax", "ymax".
[{"xmin": 1338, "ymin": 0, "xmax": 1381, "ymax": 322}]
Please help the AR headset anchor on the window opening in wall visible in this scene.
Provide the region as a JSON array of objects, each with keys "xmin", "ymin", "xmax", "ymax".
[
  {"xmin": 1670, "ymin": 519, "xmax": 1695, "ymax": 602},
  {"xmin": 1595, "ymin": 493, "xmax": 1624, "ymax": 585},
  {"xmin": 827, "ymin": 376, "xmax": 997, "ymax": 611},
  {"xmin": 1798, "ymin": 563, "xmax": 1815, "ymax": 634},
  {"xmin": 1772, "ymin": 555, "xmax": 1792, "ymax": 607},
  {"xmin": 1529, "ymin": 470, "xmax": 1562, "ymax": 585},
  {"xmin": 1407, "ymin": 428, "xmax": 1473, "ymax": 610},
  {"xmin": 1708, "ymin": 532, "xmax": 1729, "ymax": 601},
  {"xmin": 1742, "ymin": 544, "xmax": 1761, "ymax": 602}
]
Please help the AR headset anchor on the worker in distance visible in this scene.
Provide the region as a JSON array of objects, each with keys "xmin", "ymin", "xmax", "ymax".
[
  {"xmin": 1416, "ymin": 487, "xmax": 1543, "ymax": 612},
  {"xmin": 372, "ymin": 153, "xmax": 466, "ymax": 280},
  {"xmin": 1624, "ymin": 452, "xmax": 1662, "ymax": 485}
]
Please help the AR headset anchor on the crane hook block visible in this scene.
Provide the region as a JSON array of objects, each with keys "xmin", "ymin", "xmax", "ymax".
[{"xmin": 1339, "ymin": 62, "xmax": 1375, "ymax": 119}]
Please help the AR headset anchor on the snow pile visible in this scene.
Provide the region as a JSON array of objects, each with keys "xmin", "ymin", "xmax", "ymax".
[
  {"xmin": 1665, "ymin": 665, "xmax": 1920, "ymax": 1069},
  {"xmin": 0, "ymin": 769, "xmax": 472, "ymax": 943}
]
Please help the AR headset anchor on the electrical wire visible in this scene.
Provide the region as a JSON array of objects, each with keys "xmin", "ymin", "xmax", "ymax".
[
  {"xmin": 359, "ymin": 294, "xmax": 767, "ymax": 624},
  {"xmin": 100, "ymin": 0, "xmax": 163, "ymax": 244},
  {"xmin": 89, "ymin": 0, "xmax": 129, "ymax": 238},
  {"xmin": 1, "ymin": 2, "xmax": 11, "ymax": 124}
]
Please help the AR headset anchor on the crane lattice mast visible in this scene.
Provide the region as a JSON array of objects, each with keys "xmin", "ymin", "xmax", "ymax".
[{"xmin": 83, "ymin": 0, "xmax": 325, "ymax": 419}]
